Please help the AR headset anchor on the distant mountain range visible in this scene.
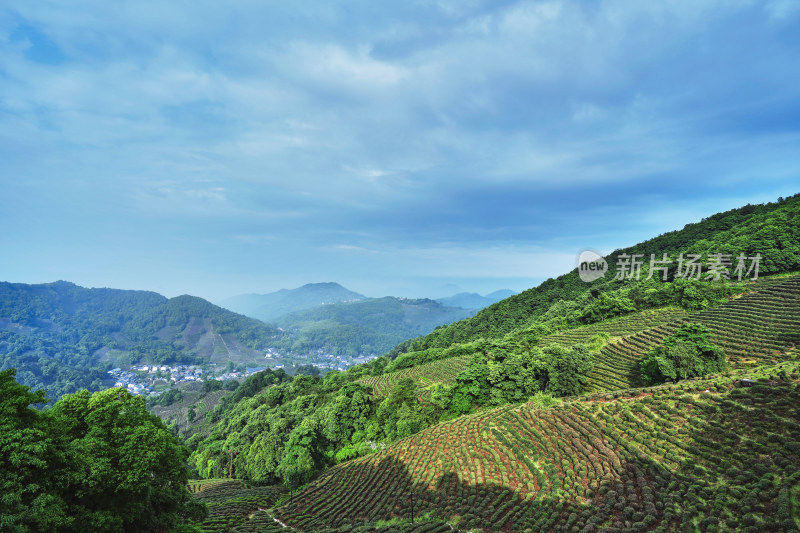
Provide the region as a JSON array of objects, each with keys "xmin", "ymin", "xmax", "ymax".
[
  {"xmin": 0, "ymin": 280, "xmax": 511, "ymax": 400},
  {"xmin": 219, "ymin": 282, "xmax": 365, "ymax": 322},
  {"xmin": 435, "ymin": 289, "xmax": 516, "ymax": 310},
  {"xmin": 272, "ymin": 296, "xmax": 475, "ymax": 358},
  {"xmin": 0, "ymin": 281, "xmax": 282, "ymax": 399},
  {"xmin": 221, "ymin": 283, "xmax": 515, "ymax": 320},
  {"xmin": 218, "ymin": 283, "xmax": 516, "ymax": 359}
]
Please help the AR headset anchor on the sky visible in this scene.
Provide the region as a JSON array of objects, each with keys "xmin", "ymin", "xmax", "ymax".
[{"xmin": 1, "ymin": 0, "xmax": 799, "ymax": 303}]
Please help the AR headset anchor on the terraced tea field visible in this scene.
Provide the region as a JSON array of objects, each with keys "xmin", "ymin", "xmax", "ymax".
[
  {"xmin": 360, "ymin": 355, "xmax": 471, "ymax": 399},
  {"xmin": 190, "ymin": 479, "xmax": 460, "ymax": 532},
  {"xmin": 361, "ymin": 276, "xmax": 800, "ymax": 402},
  {"xmin": 152, "ymin": 388, "xmax": 230, "ymax": 436},
  {"xmin": 586, "ymin": 274, "xmax": 800, "ymax": 392},
  {"xmin": 275, "ymin": 359, "xmax": 800, "ymax": 532},
  {"xmin": 538, "ymin": 306, "xmax": 689, "ymax": 348},
  {"xmin": 192, "ymin": 479, "xmax": 287, "ymax": 533}
]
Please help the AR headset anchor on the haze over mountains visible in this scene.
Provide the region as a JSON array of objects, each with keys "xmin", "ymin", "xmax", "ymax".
[
  {"xmin": 216, "ymin": 282, "xmax": 514, "ymax": 359},
  {"xmin": 435, "ymin": 289, "xmax": 516, "ymax": 310},
  {"xmin": 220, "ymin": 282, "xmax": 515, "ymax": 321},
  {"xmin": 220, "ymin": 283, "xmax": 366, "ymax": 323}
]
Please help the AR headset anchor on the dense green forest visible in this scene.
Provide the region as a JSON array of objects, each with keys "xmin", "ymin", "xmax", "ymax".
[{"xmin": 0, "ymin": 368, "xmax": 206, "ymax": 532}]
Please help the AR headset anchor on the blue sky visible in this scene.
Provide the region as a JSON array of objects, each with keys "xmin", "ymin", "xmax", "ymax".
[{"xmin": 1, "ymin": 1, "xmax": 799, "ymax": 302}]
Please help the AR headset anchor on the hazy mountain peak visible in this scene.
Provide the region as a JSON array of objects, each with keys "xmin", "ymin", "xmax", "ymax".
[
  {"xmin": 435, "ymin": 289, "xmax": 516, "ymax": 310},
  {"xmin": 221, "ymin": 282, "xmax": 365, "ymax": 322}
]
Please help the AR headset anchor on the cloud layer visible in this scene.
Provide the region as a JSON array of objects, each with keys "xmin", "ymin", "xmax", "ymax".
[{"xmin": 1, "ymin": 1, "xmax": 799, "ymax": 300}]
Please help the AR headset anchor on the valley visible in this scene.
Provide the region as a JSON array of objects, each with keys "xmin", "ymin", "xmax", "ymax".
[{"xmin": 3, "ymin": 195, "xmax": 800, "ymax": 532}]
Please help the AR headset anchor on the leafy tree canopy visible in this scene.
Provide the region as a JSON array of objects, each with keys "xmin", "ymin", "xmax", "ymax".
[
  {"xmin": 640, "ymin": 323, "xmax": 727, "ymax": 385},
  {"xmin": 0, "ymin": 369, "xmax": 206, "ymax": 533}
]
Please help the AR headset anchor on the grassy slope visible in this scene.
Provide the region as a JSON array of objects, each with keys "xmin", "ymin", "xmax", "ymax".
[
  {"xmin": 190, "ymin": 479, "xmax": 287, "ymax": 533},
  {"xmin": 535, "ymin": 307, "xmax": 689, "ymax": 347},
  {"xmin": 275, "ymin": 358, "xmax": 800, "ymax": 532},
  {"xmin": 358, "ymin": 307, "xmax": 692, "ymax": 401}
]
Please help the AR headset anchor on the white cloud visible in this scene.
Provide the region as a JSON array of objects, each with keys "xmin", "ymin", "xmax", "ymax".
[
  {"xmin": 288, "ymin": 43, "xmax": 407, "ymax": 88},
  {"xmin": 323, "ymin": 242, "xmax": 577, "ymax": 279}
]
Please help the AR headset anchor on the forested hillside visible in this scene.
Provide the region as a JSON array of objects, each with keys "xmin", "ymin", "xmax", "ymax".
[
  {"xmin": 187, "ymin": 273, "xmax": 800, "ymax": 497},
  {"xmin": 0, "ymin": 281, "xmax": 282, "ymax": 399},
  {"xmin": 0, "ymin": 280, "xmax": 477, "ymax": 402},
  {"xmin": 351, "ymin": 274, "xmax": 800, "ymax": 406}
]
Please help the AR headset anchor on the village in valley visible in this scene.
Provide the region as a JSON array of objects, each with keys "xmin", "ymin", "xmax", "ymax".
[
  {"xmin": 107, "ymin": 348, "xmax": 376, "ymax": 396},
  {"xmin": 108, "ymin": 363, "xmax": 269, "ymax": 396}
]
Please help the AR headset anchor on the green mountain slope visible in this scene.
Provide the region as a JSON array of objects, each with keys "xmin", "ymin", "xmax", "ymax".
[
  {"xmin": 360, "ymin": 307, "xmax": 689, "ymax": 401},
  {"xmin": 220, "ymin": 282, "xmax": 366, "ymax": 322},
  {"xmin": 358, "ymin": 354, "xmax": 472, "ymax": 400},
  {"xmin": 0, "ymin": 281, "xmax": 282, "ymax": 399},
  {"xmin": 347, "ymin": 274, "xmax": 800, "ymax": 401},
  {"xmin": 392, "ymin": 194, "xmax": 800, "ymax": 356},
  {"xmin": 275, "ymin": 361, "xmax": 800, "ymax": 532}
]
